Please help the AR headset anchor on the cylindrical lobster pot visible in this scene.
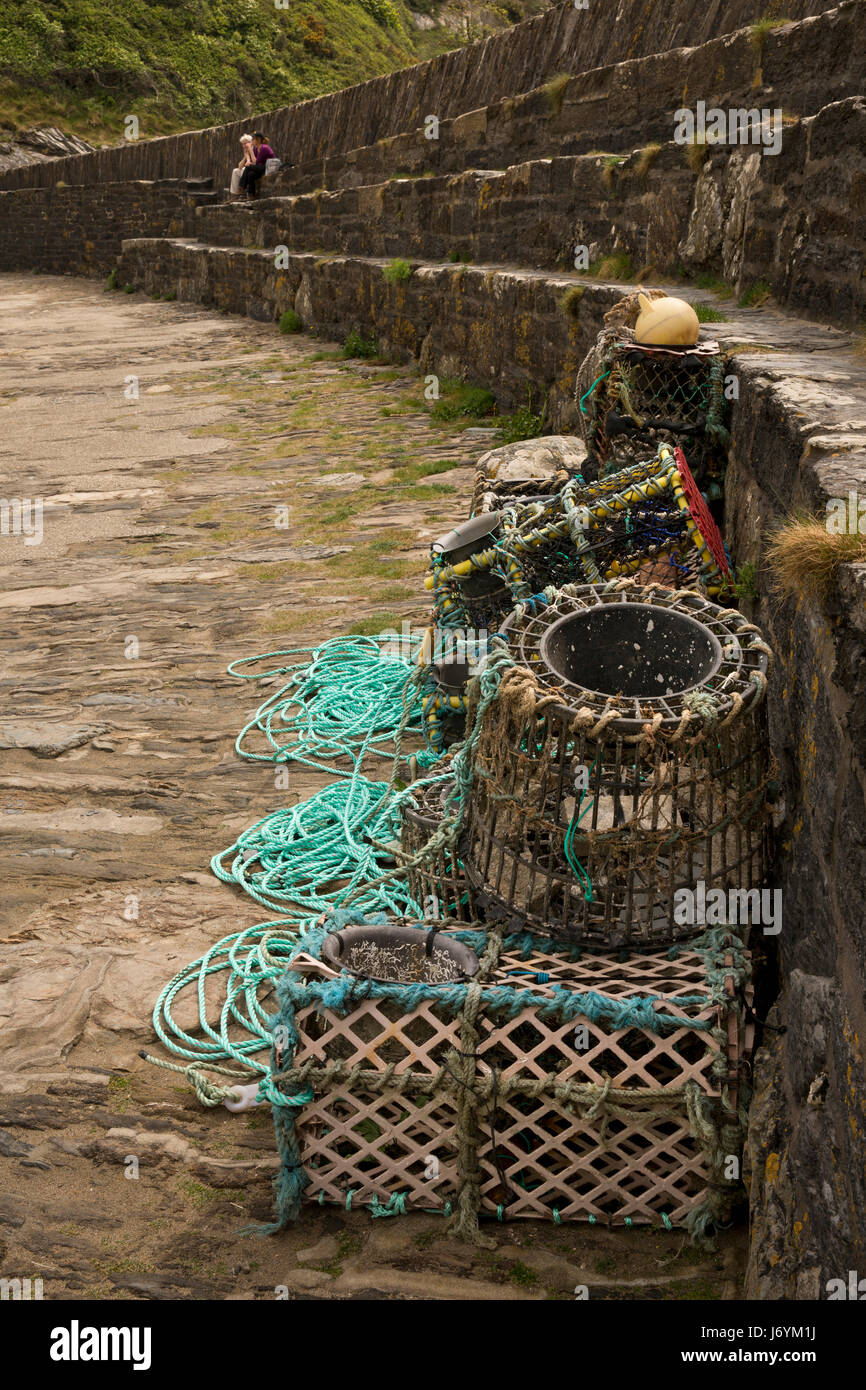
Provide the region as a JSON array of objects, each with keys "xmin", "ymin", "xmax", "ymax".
[
  {"xmin": 429, "ymin": 513, "xmax": 512, "ymax": 632},
  {"xmin": 461, "ymin": 584, "xmax": 773, "ymax": 947},
  {"xmin": 401, "ymin": 773, "xmax": 476, "ymax": 923},
  {"xmin": 421, "ymin": 658, "xmax": 471, "ymax": 753}
]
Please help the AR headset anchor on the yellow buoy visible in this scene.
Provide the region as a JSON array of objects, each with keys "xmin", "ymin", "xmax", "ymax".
[{"xmin": 633, "ymin": 293, "xmax": 700, "ymax": 347}]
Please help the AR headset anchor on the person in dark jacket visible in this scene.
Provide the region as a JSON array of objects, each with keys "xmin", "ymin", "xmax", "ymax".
[{"xmin": 239, "ymin": 132, "xmax": 275, "ymax": 199}]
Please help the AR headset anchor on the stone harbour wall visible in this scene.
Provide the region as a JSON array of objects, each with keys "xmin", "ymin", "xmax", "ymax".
[
  {"xmin": 0, "ymin": 0, "xmax": 851, "ymax": 192},
  {"xmin": 0, "ymin": 179, "xmax": 217, "ymax": 279},
  {"xmin": 192, "ymin": 96, "xmax": 866, "ymax": 327},
  {"xmin": 725, "ymin": 370, "xmax": 866, "ymax": 1298}
]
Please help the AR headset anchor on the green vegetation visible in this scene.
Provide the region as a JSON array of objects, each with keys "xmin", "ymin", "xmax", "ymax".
[
  {"xmin": 497, "ymin": 389, "xmax": 544, "ymax": 444},
  {"xmin": 602, "ymin": 155, "xmax": 626, "ymax": 191},
  {"xmin": 725, "ymin": 560, "xmax": 759, "ymax": 602},
  {"xmin": 739, "ymin": 280, "xmax": 772, "ymax": 308},
  {"xmin": 543, "ymin": 72, "xmax": 571, "ymax": 116},
  {"xmin": 429, "ymin": 379, "xmax": 495, "ymax": 422},
  {"xmin": 694, "ymin": 272, "xmax": 734, "ymax": 297},
  {"xmin": 0, "ymin": 2, "xmax": 545, "ymax": 140},
  {"xmin": 559, "ymin": 285, "xmax": 584, "ymax": 319},
  {"xmin": 695, "ymin": 303, "xmax": 728, "ymax": 323},
  {"xmin": 684, "ymin": 137, "xmax": 711, "ymax": 173},
  {"xmin": 343, "ymin": 329, "xmax": 378, "ymax": 358},
  {"xmin": 766, "ymin": 518, "xmax": 866, "ymax": 601},
  {"xmin": 635, "ymin": 142, "xmax": 662, "ymax": 177},
  {"xmin": 749, "ymin": 13, "xmax": 790, "ymax": 56},
  {"xmin": 105, "ymin": 267, "xmax": 119, "ymax": 291},
  {"xmin": 508, "ymin": 1261, "xmax": 539, "ymax": 1288},
  {"xmin": 585, "ymin": 251, "xmax": 633, "ymax": 281},
  {"xmin": 347, "ymin": 611, "xmax": 405, "ymax": 635},
  {"xmin": 279, "ymin": 308, "xmax": 303, "ymax": 333},
  {"xmin": 382, "ymin": 257, "xmax": 412, "ymax": 283}
]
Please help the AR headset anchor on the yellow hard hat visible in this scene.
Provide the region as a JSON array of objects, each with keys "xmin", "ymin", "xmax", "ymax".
[{"xmin": 634, "ymin": 293, "xmax": 700, "ymax": 347}]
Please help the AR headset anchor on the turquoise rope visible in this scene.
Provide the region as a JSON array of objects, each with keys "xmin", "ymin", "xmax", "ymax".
[{"xmin": 228, "ymin": 636, "xmax": 438, "ymax": 777}]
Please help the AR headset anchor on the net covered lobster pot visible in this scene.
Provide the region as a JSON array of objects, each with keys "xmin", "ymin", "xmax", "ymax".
[
  {"xmin": 461, "ymin": 582, "xmax": 773, "ymax": 947},
  {"xmin": 557, "ymin": 444, "xmax": 732, "ymax": 598},
  {"xmin": 268, "ymin": 914, "xmax": 753, "ymax": 1234},
  {"xmin": 581, "ymin": 339, "xmax": 729, "ymax": 495},
  {"xmin": 401, "ymin": 771, "xmax": 475, "ymax": 922}
]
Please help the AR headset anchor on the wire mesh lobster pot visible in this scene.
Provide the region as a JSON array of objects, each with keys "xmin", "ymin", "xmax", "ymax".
[
  {"xmin": 461, "ymin": 584, "xmax": 773, "ymax": 947},
  {"xmin": 271, "ymin": 917, "xmax": 753, "ymax": 1231},
  {"xmin": 583, "ymin": 340, "xmax": 729, "ymax": 496},
  {"xmin": 401, "ymin": 772, "xmax": 475, "ymax": 922}
]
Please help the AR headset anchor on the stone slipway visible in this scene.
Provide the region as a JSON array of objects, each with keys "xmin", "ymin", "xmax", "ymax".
[{"xmin": 0, "ymin": 271, "xmax": 754, "ymax": 1300}]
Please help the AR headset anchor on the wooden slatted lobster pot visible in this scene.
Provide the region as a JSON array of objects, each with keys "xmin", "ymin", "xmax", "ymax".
[{"xmin": 269, "ymin": 915, "xmax": 753, "ymax": 1236}]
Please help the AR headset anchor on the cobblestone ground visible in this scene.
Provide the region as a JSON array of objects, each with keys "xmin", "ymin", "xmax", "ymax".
[{"xmin": 0, "ymin": 273, "xmax": 746, "ymax": 1300}]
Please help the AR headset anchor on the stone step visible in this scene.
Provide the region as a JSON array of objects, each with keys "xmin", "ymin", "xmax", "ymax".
[
  {"xmin": 192, "ymin": 95, "xmax": 866, "ymax": 330},
  {"xmin": 0, "ymin": 1, "xmax": 859, "ymax": 195},
  {"xmin": 263, "ymin": 3, "xmax": 865, "ymax": 199}
]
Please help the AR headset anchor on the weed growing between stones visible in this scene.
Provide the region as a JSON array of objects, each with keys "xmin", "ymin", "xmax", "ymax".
[
  {"xmin": 695, "ymin": 272, "xmax": 734, "ymax": 297},
  {"xmin": 429, "ymin": 380, "xmax": 495, "ymax": 423},
  {"xmin": 684, "ymin": 137, "xmax": 711, "ymax": 173},
  {"xmin": 695, "ymin": 303, "xmax": 728, "ymax": 323},
  {"xmin": 602, "ymin": 155, "xmax": 627, "ymax": 191},
  {"xmin": 635, "ymin": 143, "xmax": 662, "ymax": 176},
  {"xmin": 543, "ymin": 72, "xmax": 571, "ymax": 115},
  {"xmin": 496, "ymin": 390, "xmax": 545, "ymax": 444},
  {"xmin": 766, "ymin": 518, "xmax": 866, "ymax": 600},
  {"xmin": 382, "ymin": 258, "xmax": 412, "ymax": 282},
  {"xmin": 343, "ymin": 329, "xmax": 378, "ymax": 358},
  {"xmin": 560, "ymin": 285, "xmax": 585, "ymax": 319},
  {"xmin": 586, "ymin": 252, "xmax": 633, "ymax": 280},
  {"xmin": 279, "ymin": 309, "xmax": 303, "ymax": 332},
  {"xmin": 739, "ymin": 280, "xmax": 772, "ymax": 308}
]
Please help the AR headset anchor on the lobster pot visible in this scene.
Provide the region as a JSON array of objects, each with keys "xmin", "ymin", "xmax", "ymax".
[
  {"xmin": 278, "ymin": 921, "xmax": 475, "ymax": 1214},
  {"xmin": 428, "ymin": 513, "xmax": 513, "ymax": 634},
  {"xmin": 272, "ymin": 917, "xmax": 752, "ymax": 1231},
  {"xmin": 419, "ymin": 660, "xmax": 470, "ymax": 754},
  {"xmin": 583, "ymin": 340, "xmax": 729, "ymax": 493},
  {"xmin": 461, "ymin": 584, "xmax": 773, "ymax": 947},
  {"xmin": 558, "ymin": 445, "xmax": 732, "ymax": 597},
  {"xmin": 499, "ymin": 495, "xmax": 586, "ymax": 600},
  {"xmin": 401, "ymin": 775, "xmax": 475, "ymax": 922}
]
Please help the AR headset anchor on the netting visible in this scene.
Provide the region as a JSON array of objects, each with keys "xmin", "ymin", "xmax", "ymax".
[{"xmin": 579, "ymin": 339, "xmax": 729, "ymax": 494}]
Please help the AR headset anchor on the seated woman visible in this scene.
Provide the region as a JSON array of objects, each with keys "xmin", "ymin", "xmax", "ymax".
[
  {"xmin": 239, "ymin": 132, "xmax": 276, "ymax": 199},
  {"xmin": 230, "ymin": 135, "xmax": 254, "ymax": 196}
]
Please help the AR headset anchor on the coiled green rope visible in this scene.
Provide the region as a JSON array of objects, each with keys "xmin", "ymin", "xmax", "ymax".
[{"xmin": 228, "ymin": 635, "xmax": 438, "ymax": 777}]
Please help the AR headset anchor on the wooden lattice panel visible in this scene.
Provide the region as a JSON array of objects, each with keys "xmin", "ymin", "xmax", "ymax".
[
  {"xmin": 482, "ymin": 943, "xmax": 722, "ymax": 1092},
  {"xmin": 301, "ymin": 1086, "xmax": 460, "ymax": 1211},
  {"xmin": 294, "ymin": 997, "xmax": 459, "ymax": 1077},
  {"xmin": 478, "ymin": 1103, "xmax": 706, "ymax": 1223}
]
